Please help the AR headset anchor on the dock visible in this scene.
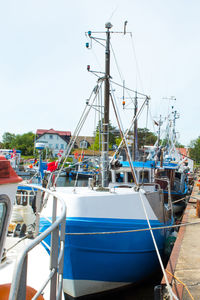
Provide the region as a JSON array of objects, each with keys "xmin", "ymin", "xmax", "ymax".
[{"xmin": 159, "ymin": 178, "xmax": 200, "ymax": 299}]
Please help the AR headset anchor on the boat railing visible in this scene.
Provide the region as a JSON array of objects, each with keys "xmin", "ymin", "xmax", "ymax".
[
  {"xmin": 109, "ymin": 182, "xmax": 161, "ymax": 191},
  {"xmin": 8, "ymin": 183, "xmax": 66, "ymax": 300}
]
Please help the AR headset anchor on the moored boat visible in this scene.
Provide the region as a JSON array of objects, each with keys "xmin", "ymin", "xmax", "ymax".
[
  {"xmin": 39, "ymin": 22, "xmax": 174, "ymax": 299},
  {"xmin": 0, "ymin": 156, "xmax": 66, "ymax": 299}
]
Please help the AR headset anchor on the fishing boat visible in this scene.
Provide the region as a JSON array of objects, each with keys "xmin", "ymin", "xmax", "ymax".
[
  {"xmin": 39, "ymin": 22, "xmax": 173, "ymax": 299},
  {"xmin": 69, "ymin": 168, "xmax": 99, "ymax": 179},
  {"xmin": 144, "ymin": 108, "xmax": 191, "ymax": 216},
  {"xmin": 113, "ymin": 158, "xmax": 188, "ymax": 216},
  {"xmin": 0, "ymin": 148, "xmax": 30, "ymax": 177},
  {"xmin": 0, "ymin": 155, "xmax": 66, "ymax": 299}
]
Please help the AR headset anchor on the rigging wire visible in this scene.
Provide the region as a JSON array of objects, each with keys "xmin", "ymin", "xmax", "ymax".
[
  {"xmin": 139, "ymin": 190, "xmax": 179, "ymax": 300},
  {"xmin": 140, "ymin": 98, "xmax": 150, "ymax": 183},
  {"xmin": 129, "ymin": 34, "xmax": 144, "ymax": 93},
  {"xmin": 54, "ymin": 82, "xmax": 103, "ymax": 184},
  {"xmin": 110, "ymin": 95, "xmax": 149, "ymax": 163},
  {"xmin": 110, "ymin": 84, "xmax": 138, "ymax": 185},
  {"xmin": 108, "ymin": 5, "xmax": 118, "ymax": 20},
  {"xmin": 110, "ymin": 42, "xmax": 124, "ymax": 83},
  {"xmin": 110, "ymin": 79, "xmax": 148, "ymax": 97},
  {"xmin": 110, "ymin": 41, "xmax": 145, "ymax": 117}
]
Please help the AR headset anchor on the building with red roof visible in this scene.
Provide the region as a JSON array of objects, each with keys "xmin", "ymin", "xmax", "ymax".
[
  {"xmin": 36, "ymin": 128, "xmax": 71, "ymax": 157},
  {"xmin": 176, "ymin": 147, "xmax": 194, "ymax": 172},
  {"xmin": 177, "ymin": 147, "xmax": 188, "ymax": 158}
]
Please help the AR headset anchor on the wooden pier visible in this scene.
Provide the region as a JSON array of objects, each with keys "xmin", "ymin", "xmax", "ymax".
[{"xmin": 159, "ymin": 179, "xmax": 200, "ymax": 299}]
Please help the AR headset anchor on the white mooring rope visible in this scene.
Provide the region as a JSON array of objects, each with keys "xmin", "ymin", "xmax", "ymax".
[{"xmin": 139, "ymin": 189, "xmax": 179, "ymax": 300}]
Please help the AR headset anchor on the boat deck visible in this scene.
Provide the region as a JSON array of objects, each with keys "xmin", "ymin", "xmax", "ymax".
[{"xmin": 161, "ymin": 177, "xmax": 200, "ymax": 299}]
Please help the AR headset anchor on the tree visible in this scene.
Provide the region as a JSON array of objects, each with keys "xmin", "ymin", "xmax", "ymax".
[
  {"xmin": 2, "ymin": 132, "xmax": 16, "ymax": 148},
  {"xmin": 175, "ymin": 142, "xmax": 185, "ymax": 148},
  {"xmin": 136, "ymin": 128, "xmax": 157, "ymax": 148},
  {"xmin": 14, "ymin": 132, "xmax": 35, "ymax": 156},
  {"xmin": 90, "ymin": 120, "xmax": 119, "ymax": 151},
  {"xmin": 90, "ymin": 124, "xmax": 157, "ymax": 151},
  {"xmin": 189, "ymin": 137, "xmax": 200, "ymax": 163},
  {"xmin": 1, "ymin": 131, "xmax": 35, "ymax": 156}
]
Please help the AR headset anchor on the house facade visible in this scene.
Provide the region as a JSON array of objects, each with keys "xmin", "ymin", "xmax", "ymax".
[
  {"xmin": 36, "ymin": 129, "xmax": 71, "ymax": 157},
  {"xmin": 74, "ymin": 136, "xmax": 95, "ymax": 149}
]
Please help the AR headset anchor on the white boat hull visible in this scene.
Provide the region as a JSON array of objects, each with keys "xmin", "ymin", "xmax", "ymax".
[{"xmin": 40, "ymin": 186, "xmax": 169, "ymax": 298}]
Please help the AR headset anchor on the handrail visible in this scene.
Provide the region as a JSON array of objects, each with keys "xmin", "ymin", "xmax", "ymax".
[
  {"xmin": 109, "ymin": 182, "xmax": 161, "ymax": 191},
  {"xmin": 9, "ymin": 183, "xmax": 66, "ymax": 300}
]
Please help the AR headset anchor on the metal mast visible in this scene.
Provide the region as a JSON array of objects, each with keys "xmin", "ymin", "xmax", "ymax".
[
  {"xmin": 102, "ymin": 22, "xmax": 112, "ymax": 187},
  {"xmin": 132, "ymin": 91, "xmax": 138, "ymax": 161},
  {"xmin": 157, "ymin": 115, "xmax": 162, "ymax": 146},
  {"xmin": 172, "ymin": 110, "xmax": 179, "ymax": 144}
]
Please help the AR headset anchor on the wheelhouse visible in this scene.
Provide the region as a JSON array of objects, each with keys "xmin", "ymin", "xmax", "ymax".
[{"xmin": 110, "ymin": 160, "xmax": 156, "ymax": 186}]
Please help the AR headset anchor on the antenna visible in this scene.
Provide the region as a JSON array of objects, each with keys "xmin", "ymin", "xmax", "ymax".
[
  {"xmin": 124, "ymin": 21, "xmax": 128, "ymax": 35},
  {"xmin": 162, "ymin": 96, "xmax": 176, "ymax": 118}
]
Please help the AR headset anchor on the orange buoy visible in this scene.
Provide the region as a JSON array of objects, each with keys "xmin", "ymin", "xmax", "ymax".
[{"xmin": 0, "ymin": 284, "xmax": 44, "ymax": 299}]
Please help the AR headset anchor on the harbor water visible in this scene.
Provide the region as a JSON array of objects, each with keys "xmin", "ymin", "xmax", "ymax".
[{"xmin": 57, "ymin": 176, "xmax": 163, "ymax": 300}]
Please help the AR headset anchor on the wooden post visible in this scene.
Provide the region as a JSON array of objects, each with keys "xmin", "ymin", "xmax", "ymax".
[{"xmin": 196, "ymin": 200, "xmax": 200, "ymax": 218}]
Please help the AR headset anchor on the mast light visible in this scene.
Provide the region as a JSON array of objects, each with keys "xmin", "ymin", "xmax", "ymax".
[{"xmin": 105, "ymin": 22, "xmax": 113, "ymax": 29}]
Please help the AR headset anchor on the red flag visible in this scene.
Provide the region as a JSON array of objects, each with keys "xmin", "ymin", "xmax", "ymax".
[
  {"xmin": 47, "ymin": 161, "xmax": 58, "ymax": 172},
  {"xmin": 11, "ymin": 148, "xmax": 16, "ymax": 159},
  {"xmin": 74, "ymin": 152, "xmax": 79, "ymax": 159}
]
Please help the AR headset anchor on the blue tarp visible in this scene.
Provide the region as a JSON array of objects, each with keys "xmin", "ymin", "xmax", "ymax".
[
  {"xmin": 120, "ymin": 160, "xmax": 179, "ymax": 170},
  {"xmin": 120, "ymin": 160, "xmax": 156, "ymax": 168}
]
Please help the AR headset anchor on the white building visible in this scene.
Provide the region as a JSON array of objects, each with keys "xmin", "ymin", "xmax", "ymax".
[{"xmin": 36, "ymin": 128, "xmax": 71, "ymax": 157}]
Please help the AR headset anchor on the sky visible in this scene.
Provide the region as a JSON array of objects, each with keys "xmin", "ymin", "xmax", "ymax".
[{"xmin": 0, "ymin": 0, "xmax": 199, "ymax": 146}]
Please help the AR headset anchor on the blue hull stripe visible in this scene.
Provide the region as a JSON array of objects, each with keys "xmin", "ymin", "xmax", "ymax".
[{"xmin": 40, "ymin": 217, "xmax": 166, "ymax": 283}]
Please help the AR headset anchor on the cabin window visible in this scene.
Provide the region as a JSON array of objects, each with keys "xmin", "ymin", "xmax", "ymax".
[
  {"xmin": 55, "ymin": 144, "xmax": 59, "ymax": 149},
  {"xmin": 116, "ymin": 173, "xmax": 123, "ymax": 182},
  {"xmin": 158, "ymin": 170, "xmax": 167, "ymax": 178},
  {"xmin": 16, "ymin": 191, "xmax": 28, "ymax": 206},
  {"xmin": 128, "ymin": 172, "xmax": 135, "ymax": 183},
  {"xmin": 49, "ymin": 135, "xmax": 53, "ymax": 139},
  {"xmin": 60, "ymin": 144, "xmax": 64, "ymax": 149},
  {"xmin": 0, "ymin": 203, "xmax": 6, "ymax": 238},
  {"xmin": 29, "ymin": 191, "xmax": 36, "ymax": 213},
  {"xmin": 139, "ymin": 170, "xmax": 149, "ymax": 183},
  {"xmin": 175, "ymin": 172, "xmax": 181, "ymax": 179}
]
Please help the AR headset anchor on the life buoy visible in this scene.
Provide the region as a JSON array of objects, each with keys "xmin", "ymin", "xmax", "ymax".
[{"xmin": 0, "ymin": 284, "xmax": 44, "ymax": 299}]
